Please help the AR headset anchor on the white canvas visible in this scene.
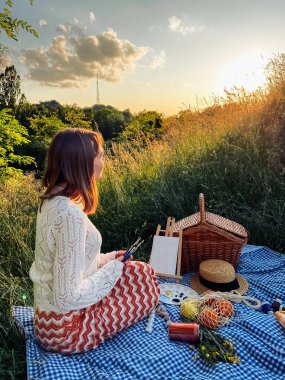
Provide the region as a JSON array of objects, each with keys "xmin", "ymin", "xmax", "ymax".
[{"xmin": 149, "ymin": 235, "xmax": 179, "ymax": 275}]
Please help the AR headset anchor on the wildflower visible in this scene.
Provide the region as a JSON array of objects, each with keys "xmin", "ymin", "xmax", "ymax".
[
  {"xmin": 227, "ymin": 356, "xmax": 235, "ymax": 362},
  {"xmin": 201, "ymin": 346, "xmax": 206, "ymax": 351},
  {"xmin": 206, "ymin": 353, "xmax": 210, "ymax": 358}
]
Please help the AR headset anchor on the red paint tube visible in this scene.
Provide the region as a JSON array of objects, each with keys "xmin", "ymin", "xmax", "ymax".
[{"xmin": 168, "ymin": 322, "xmax": 201, "ymax": 343}]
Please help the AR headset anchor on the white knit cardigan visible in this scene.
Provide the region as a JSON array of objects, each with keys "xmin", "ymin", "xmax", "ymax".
[{"xmin": 29, "ymin": 196, "xmax": 123, "ymax": 314}]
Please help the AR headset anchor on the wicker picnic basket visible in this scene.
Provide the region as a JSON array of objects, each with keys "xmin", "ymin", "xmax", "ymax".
[{"xmin": 173, "ymin": 193, "xmax": 249, "ymax": 274}]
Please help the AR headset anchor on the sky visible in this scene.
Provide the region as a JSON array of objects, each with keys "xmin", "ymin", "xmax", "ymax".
[{"xmin": 1, "ymin": 0, "xmax": 285, "ymax": 115}]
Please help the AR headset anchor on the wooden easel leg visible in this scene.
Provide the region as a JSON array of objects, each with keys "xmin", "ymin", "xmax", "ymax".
[
  {"xmin": 156, "ymin": 224, "xmax": 161, "ymax": 235},
  {"xmin": 169, "ymin": 217, "xmax": 176, "ymax": 237},
  {"xmin": 153, "ymin": 218, "xmax": 183, "ymax": 283},
  {"xmin": 176, "ymin": 229, "xmax": 183, "ymax": 284},
  {"xmin": 165, "ymin": 217, "xmax": 171, "ymax": 237}
]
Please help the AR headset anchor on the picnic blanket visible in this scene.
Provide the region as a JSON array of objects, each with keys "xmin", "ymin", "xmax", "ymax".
[{"xmin": 14, "ymin": 245, "xmax": 285, "ymax": 380}]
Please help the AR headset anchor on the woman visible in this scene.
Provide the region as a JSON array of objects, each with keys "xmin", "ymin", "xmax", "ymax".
[{"xmin": 29, "ymin": 128, "xmax": 160, "ymax": 354}]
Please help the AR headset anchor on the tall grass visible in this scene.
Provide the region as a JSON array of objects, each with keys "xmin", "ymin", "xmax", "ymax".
[
  {"xmin": 0, "ymin": 174, "xmax": 40, "ymax": 379},
  {"xmin": 95, "ymin": 87, "xmax": 284, "ymax": 255},
  {"xmin": 0, "ymin": 84, "xmax": 284, "ymax": 379}
]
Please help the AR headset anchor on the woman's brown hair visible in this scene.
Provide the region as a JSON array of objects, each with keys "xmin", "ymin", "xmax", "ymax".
[{"xmin": 39, "ymin": 128, "xmax": 103, "ymax": 215}]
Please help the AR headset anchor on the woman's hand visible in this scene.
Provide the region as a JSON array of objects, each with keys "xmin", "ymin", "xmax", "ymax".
[{"xmin": 115, "ymin": 250, "xmax": 133, "ymax": 262}]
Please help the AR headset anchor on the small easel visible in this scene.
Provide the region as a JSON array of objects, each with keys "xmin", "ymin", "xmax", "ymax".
[{"xmin": 150, "ymin": 217, "xmax": 183, "ymax": 283}]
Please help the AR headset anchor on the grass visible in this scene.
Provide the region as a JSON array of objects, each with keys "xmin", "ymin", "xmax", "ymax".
[
  {"xmin": 0, "ymin": 174, "xmax": 40, "ymax": 379},
  {"xmin": 95, "ymin": 88, "xmax": 284, "ymax": 255},
  {"xmin": 0, "ymin": 84, "xmax": 284, "ymax": 379}
]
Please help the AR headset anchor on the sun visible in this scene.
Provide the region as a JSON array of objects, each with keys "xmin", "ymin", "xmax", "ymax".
[{"xmin": 216, "ymin": 52, "xmax": 271, "ymax": 94}]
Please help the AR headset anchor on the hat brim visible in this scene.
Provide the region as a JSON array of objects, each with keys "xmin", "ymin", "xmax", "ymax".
[{"xmin": 190, "ymin": 273, "xmax": 248, "ymax": 295}]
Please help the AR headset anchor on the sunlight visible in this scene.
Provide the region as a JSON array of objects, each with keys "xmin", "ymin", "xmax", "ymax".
[{"xmin": 216, "ymin": 52, "xmax": 271, "ymax": 93}]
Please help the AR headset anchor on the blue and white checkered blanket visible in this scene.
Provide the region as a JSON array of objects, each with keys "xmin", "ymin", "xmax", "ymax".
[{"xmin": 14, "ymin": 245, "xmax": 285, "ymax": 380}]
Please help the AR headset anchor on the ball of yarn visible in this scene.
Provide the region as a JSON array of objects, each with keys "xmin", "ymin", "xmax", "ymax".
[
  {"xmin": 180, "ymin": 298, "xmax": 200, "ymax": 320},
  {"xmin": 213, "ymin": 299, "xmax": 234, "ymax": 318},
  {"xmin": 272, "ymin": 299, "xmax": 282, "ymax": 312},
  {"xmin": 261, "ymin": 302, "xmax": 272, "ymax": 314},
  {"xmin": 199, "ymin": 307, "xmax": 221, "ymax": 329},
  {"xmin": 202, "ymin": 290, "xmax": 217, "ymax": 306}
]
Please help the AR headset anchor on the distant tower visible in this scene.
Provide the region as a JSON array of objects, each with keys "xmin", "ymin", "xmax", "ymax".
[{"xmin": 96, "ymin": 74, "xmax": 100, "ymax": 105}]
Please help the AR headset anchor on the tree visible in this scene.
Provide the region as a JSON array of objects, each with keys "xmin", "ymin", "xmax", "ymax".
[
  {"xmin": 27, "ymin": 114, "xmax": 67, "ymax": 171},
  {"xmin": 0, "ymin": 46, "xmax": 11, "ymax": 70},
  {"xmin": 93, "ymin": 106, "xmax": 128, "ymax": 140},
  {"xmin": 0, "ymin": 108, "xmax": 35, "ymax": 180},
  {"xmin": 63, "ymin": 105, "xmax": 92, "ymax": 129},
  {"xmin": 121, "ymin": 111, "xmax": 164, "ymax": 142},
  {"xmin": 38, "ymin": 100, "xmax": 64, "ymax": 117},
  {"xmin": 0, "ymin": 65, "xmax": 21, "ymax": 110},
  {"xmin": 0, "ymin": 0, "xmax": 38, "ymax": 45},
  {"xmin": 122, "ymin": 109, "xmax": 133, "ymax": 125},
  {"xmin": 29, "ymin": 114, "xmax": 66, "ymax": 145},
  {"xmin": 14, "ymin": 96, "xmax": 39, "ymax": 131}
]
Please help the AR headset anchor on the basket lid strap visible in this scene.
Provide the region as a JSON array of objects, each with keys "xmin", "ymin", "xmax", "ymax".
[{"xmin": 199, "ymin": 193, "xmax": 206, "ymax": 223}]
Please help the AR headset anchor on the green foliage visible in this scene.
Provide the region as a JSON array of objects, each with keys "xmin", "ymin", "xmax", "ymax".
[
  {"xmin": 63, "ymin": 104, "xmax": 92, "ymax": 130},
  {"xmin": 121, "ymin": 110, "xmax": 164, "ymax": 142},
  {"xmin": 26, "ymin": 114, "xmax": 66, "ymax": 170},
  {"xmin": 16, "ymin": 100, "xmax": 64, "ymax": 131},
  {"xmin": 0, "ymin": 0, "xmax": 38, "ymax": 44},
  {"xmin": 12, "ymin": 97, "xmax": 136, "ymax": 159},
  {"xmin": 23, "ymin": 106, "xmax": 93, "ymax": 171},
  {"xmin": 37, "ymin": 100, "xmax": 64, "ymax": 116},
  {"xmin": 28, "ymin": 114, "xmax": 66, "ymax": 144},
  {"xmin": 0, "ymin": 65, "xmax": 21, "ymax": 110},
  {"xmin": 0, "ymin": 109, "xmax": 35, "ymax": 181},
  {"xmin": 191, "ymin": 328, "xmax": 240, "ymax": 366},
  {"xmin": 15, "ymin": 94, "xmax": 30, "ymax": 125},
  {"xmin": 93, "ymin": 106, "xmax": 128, "ymax": 139},
  {"xmin": 0, "ymin": 174, "xmax": 40, "ymax": 380}
]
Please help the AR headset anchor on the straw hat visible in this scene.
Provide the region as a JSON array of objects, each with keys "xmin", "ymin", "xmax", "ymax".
[{"xmin": 190, "ymin": 259, "xmax": 248, "ymax": 295}]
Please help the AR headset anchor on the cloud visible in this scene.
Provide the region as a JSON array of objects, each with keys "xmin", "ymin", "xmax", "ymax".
[
  {"xmin": 21, "ymin": 22, "xmax": 149, "ymax": 88},
  {"xmin": 169, "ymin": 16, "xmax": 205, "ymax": 35},
  {"xmin": 89, "ymin": 12, "xmax": 96, "ymax": 23},
  {"xmin": 169, "ymin": 16, "xmax": 182, "ymax": 32},
  {"xmin": 149, "ymin": 50, "xmax": 165, "ymax": 69},
  {"xmin": 56, "ymin": 24, "xmax": 69, "ymax": 33},
  {"xmin": 39, "ymin": 19, "xmax": 48, "ymax": 27}
]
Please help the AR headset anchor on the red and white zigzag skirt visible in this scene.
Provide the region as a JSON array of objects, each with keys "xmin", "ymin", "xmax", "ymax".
[{"xmin": 34, "ymin": 261, "xmax": 160, "ymax": 354}]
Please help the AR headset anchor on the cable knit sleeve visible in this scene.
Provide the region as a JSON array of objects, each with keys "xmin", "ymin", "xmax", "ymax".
[
  {"xmin": 53, "ymin": 208, "xmax": 124, "ymax": 312},
  {"xmin": 96, "ymin": 251, "xmax": 117, "ymax": 268}
]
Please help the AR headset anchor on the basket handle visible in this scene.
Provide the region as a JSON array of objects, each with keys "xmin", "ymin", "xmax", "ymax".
[{"xmin": 199, "ymin": 193, "xmax": 206, "ymax": 223}]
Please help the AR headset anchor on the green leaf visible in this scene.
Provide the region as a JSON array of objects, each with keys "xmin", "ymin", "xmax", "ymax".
[{"xmin": 0, "ymin": 0, "xmax": 38, "ymax": 41}]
